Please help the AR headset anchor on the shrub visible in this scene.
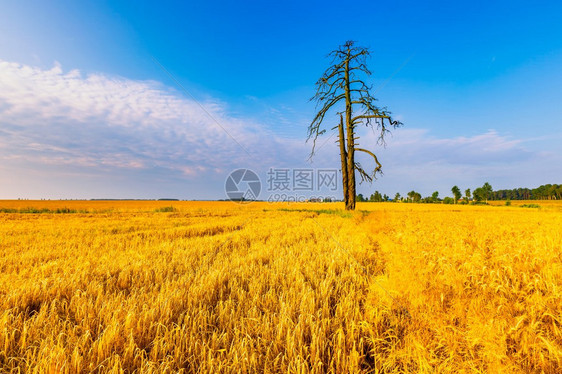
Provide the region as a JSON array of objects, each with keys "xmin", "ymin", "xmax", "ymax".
[{"xmin": 154, "ymin": 206, "xmax": 177, "ymax": 212}]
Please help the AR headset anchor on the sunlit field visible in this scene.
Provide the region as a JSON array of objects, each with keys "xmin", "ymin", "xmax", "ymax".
[{"xmin": 1, "ymin": 200, "xmax": 561, "ymax": 373}]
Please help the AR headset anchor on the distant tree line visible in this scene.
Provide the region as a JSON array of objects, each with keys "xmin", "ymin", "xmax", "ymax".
[
  {"xmin": 489, "ymin": 184, "xmax": 562, "ymax": 200},
  {"xmin": 356, "ymin": 183, "xmax": 561, "ymax": 204}
]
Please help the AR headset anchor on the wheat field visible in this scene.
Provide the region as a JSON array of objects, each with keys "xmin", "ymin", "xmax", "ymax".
[{"xmin": 1, "ymin": 200, "xmax": 561, "ymax": 373}]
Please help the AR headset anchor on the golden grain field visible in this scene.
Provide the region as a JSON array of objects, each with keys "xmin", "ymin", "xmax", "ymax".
[{"xmin": 1, "ymin": 200, "xmax": 561, "ymax": 373}]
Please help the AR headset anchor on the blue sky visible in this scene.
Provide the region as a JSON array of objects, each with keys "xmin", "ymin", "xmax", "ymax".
[{"xmin": 1, "ymin": 0, "xmax": 561, "ymax": 199}]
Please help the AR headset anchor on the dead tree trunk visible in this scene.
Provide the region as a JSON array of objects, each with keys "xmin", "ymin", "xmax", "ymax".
[
  {"xmin": 337, "ymin": 113, "xmax": 349, "ymax": 208},
  {"xmin": 308, "ymin": 41, "xmax": 403, "ymax": 210}
]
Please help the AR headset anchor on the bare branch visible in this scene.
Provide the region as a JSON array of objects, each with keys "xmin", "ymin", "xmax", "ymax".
[
  {"xmin": 354, "ymin": 162, "xmax": 373, "ymax": 183},
  {"xmin": 308, "ymin": 40, "xmax": 403, "ymax": 210},
  {"xmin": 356, "ymin": 148, "xmax": 382, "ymax": 173}
]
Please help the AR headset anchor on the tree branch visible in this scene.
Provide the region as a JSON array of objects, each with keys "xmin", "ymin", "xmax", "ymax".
[{"xmin": 355, "ymin": 147, "xmax": 383, "ymax": 177}]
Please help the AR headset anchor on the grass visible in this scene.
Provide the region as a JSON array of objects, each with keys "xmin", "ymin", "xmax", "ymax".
[
  {"xmin": 277, "ymin": 207, "xmax": 355, "ymax": 218},
  {"xmin": 520, "ymin": 203, "xmax": 541, "ymax": 208},
  {"xmin": 154, "ymin": 206, "xmax": 177, "ymax": 213},
  {"xmin": 0, "ymin": 200, "xmax": 561, "ymax": 372},
  {"xmin": 0, "ymin": 207, "xmax": 79, "ymax": 214}
]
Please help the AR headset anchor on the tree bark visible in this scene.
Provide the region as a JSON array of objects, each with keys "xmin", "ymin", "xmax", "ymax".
[
  {"xmin": 344, "ymin": 50, "xmax": 356, "ymax": 210},
  {"xmin": 337, "ymin": 113, "xmax": 349, "ymax": 208}
]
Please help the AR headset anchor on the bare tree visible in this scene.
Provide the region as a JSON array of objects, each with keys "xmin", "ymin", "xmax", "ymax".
[{"xmin": 307, "ymin": 41, "xmax": 402, "ymax": 210}]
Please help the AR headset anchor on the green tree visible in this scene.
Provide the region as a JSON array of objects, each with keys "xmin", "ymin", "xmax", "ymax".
[
  {"xmin": 369, "ymin": 191, "xmax": 382, "ymax": 202},
  {"xmin": 407, "ymin": 190, "xmax": 421, "ymax": 203},
  {"xmin": 473, "ymin": 187, "xmax": 484, "ymax": 203},
  {"xmin": 451, "ymin": 185, "xmax": 461, "ymax": 204},
  {"xmin": 308, "ymin": 41, "xmax": 402, "ymax": 210},
  {"xmin": 464, "ymin": 188, "xmax": 471, "ymax": 203},
  {"xmin": 394, "ymin": 192, "xmax": 401, "ymax": 202},
  {"xmin": 407, "ymin": 191, "xmax": 414, "ymax": 202},
  {"xmin": 431, "ymin": 191, "xmax": 439, "ymax": 203},
  {"xmin": 482, "ymin": 182, "xmax": 493, "ymax": 203}
]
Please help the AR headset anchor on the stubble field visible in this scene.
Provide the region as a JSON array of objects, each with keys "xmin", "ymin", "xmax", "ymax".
[{"xmin": 1, "ymin": 200, "xmax": 561, "ymax": 373}]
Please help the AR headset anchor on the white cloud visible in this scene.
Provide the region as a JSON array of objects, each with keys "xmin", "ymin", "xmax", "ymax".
[
  {"xmin": 379, "ymin": 128, "xmax": 530, "ymax": 165},
  {"xmin": 356, "ymin": 127, "xmax": 561, "ymax": 196},
  {"xmin": 0, "ymin": 59, "xmax": 301, "ymax": 178},
  {"xmin": 0, "ymin": 59, "xmax": 558, "ymax": 199}
]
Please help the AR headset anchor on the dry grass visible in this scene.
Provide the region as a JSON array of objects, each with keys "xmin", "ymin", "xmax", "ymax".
[{"xmin": 0, "ymin": 200, "xmax": 561, "ymax": 373}]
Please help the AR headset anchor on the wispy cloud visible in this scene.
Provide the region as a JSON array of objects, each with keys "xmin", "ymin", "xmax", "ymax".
[
  {"xmin": 0, "ymin": 59, "xmax": 557, "ymax": 198},
  {"xmin": 0, "ymin": 59, "xmax": 298, "ymax": 178},
  {"xmin": 378, "ymin": 128, "xmax": 530, "ymax": 166},
  {"xmin": 356, "ymin": 127, "xmax": 559, "ymax": 195}
]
